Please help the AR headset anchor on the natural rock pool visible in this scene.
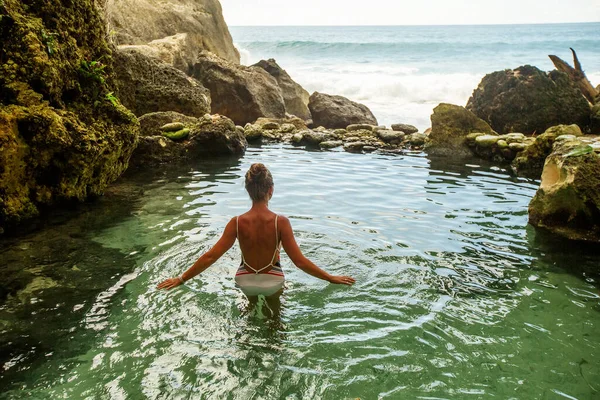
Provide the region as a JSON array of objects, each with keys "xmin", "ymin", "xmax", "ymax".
[{"xmin": 1, "ymin": 145, "xmax": 599, "ymax": 399}]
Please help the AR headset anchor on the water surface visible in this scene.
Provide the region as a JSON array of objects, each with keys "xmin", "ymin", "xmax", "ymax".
[{"xmin": 1, "ymin": 145, "xmax": 600, "ymax": 399}]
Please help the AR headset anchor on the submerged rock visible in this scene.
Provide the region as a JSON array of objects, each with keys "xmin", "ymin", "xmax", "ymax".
[
  {"xmin": 113, "ymin": 48, "xmax": 211, "ymax": 117},
  {"xmin": 190, "ymin": 52, "xmax": 286, "ymax": 125},
  {"xmin": 308, "ymin": 92, "xmax": 378, "ymax": 129},
  {"xmin": 467, "ymin": 65, "xmax": 591, "ymax": 134},
  {"xmin": 252, "ymin": 59, "xmax": 311, "ymax": 121},
  {"xmin": 529, "ymin": 138, "xmax": 600, "ymax": 242},
  {"xmin": 0, "ymin": 0, "xmax": 139, "ymax": 231},
  {"xmin": 104, "ymin": 0, "xmax": 240, "ymax": 64},
  {"xmin": 425, "ymin": 103, "xmax": 495, "ymax": 156}
]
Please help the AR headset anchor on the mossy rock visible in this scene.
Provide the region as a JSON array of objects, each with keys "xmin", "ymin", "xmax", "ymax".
[
  {"xmin": 425, "ymin": 103, "xmax": 495, "ymax": 156},
  {"xmin": 0, "ymin": 0, "xmax": 139, "ymax": 231},
  {"xmin": 529, "ymin": 140, "xmax": 600, "ymax": 242},
  {"xmin": 467, "ymin": 65, "xmax": 591, "ymax": 134},
  {"xmin": 162, "ymin": 128, "xmax": 189, "ymax": 141}
]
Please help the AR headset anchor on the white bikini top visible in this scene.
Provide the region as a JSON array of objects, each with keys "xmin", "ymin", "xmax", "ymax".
[{"xmin": 236, "ymin": 215, "xmax": 282, "ymax": 274}]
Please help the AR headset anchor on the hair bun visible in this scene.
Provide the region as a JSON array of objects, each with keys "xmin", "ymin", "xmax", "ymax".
[{"xmin": 245, "ymin": 163, "xmax": 273, "ymax": 202}]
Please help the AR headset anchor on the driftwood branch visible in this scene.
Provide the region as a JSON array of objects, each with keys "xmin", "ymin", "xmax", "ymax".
[{"xmin": 549, "ymin": 49, "xmax": 598, "ymax": 104}]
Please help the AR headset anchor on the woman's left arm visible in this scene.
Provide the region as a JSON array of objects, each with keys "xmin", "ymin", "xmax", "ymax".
[{"xmin": 157, "ymin": 217, "xmax": 238, "ymax": 290}]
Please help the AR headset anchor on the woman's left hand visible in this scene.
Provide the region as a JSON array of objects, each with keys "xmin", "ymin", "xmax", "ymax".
[{"xmin": 156, "ymin": 277, "xmax": 183, "ymax": 290}]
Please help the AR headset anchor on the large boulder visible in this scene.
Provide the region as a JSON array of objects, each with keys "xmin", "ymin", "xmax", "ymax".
[
  {"xmin": 308, "ymin": 92, "xmax": 377, "ymax": 129},
  {"xmin": 117, "ymin": 33, "xmax": 197, "ymax": 74},
  {"xmin": 252, "ymin": 59, "xmax": 311, "ymax": 121},
  {"xmin": 104, "ymin": 0, "xmax": 240, "ymax": 65},
  {"xmin": 424, "ymin": 103, "xmax": 495, "ymax": 156},
  {"xmin": 129, "ymin": 114, "xmax": 247, "ymax": 166},
  {"xmin": 512, "ymin": 124, "xmax": 583, "ymax": 177},
  {"xmin": 529, "ymin": 137, "xmax": 600, "ymax": 242},
  {"xmin": 113, "ymin": 48, "xmax": 211, "ymax": 117},
  {"xmin": 189, "ymin": 52, "xmax": 286, "ymax": 125},
  {"xmin": 0, "ymin": 0, "xmax": 139, "ymax": 232},
  {"xmin": 467, "ymin": 65, "xmax": 591, "ymax": 134}
]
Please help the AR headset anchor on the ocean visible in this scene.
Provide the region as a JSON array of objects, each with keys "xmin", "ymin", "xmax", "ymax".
[{"xmin": 230, "ymin": 23, "xmax": 600, "ymax": 131}]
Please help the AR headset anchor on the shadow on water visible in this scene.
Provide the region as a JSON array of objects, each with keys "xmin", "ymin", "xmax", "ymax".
[{"xmin": 0, "ymin": 156, "xmax": 242, "ymax": 391}]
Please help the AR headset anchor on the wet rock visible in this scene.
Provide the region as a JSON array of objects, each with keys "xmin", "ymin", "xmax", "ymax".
[
  {"xmin": 190, "ymin": 52, "xmax": 286, "ymax": 125},
  {"xmin": 475, "ymin": 135, "xmax": 500, "ymax": 148},
  {"xmin": 363, "ymin": 146, "xmax": 377, "ymax": 152},
  {"xmin": 467, "ymin": 65, "xmax": 591, "ymax": 134},
  {"xmin": 105, "ymin": 0, "xmax": 240, "ymax": 64},
  {"xmin": 262, "ymin": 121, "xmax": 280, "ymax": 130},
  {"xmin": 377, "ymin": 130, "xmax": 406, "ymax": 143},
  {"xmin": 252, "ymin": 59, "xmax": 311, "ymax": 121},
  {"xmin": 425, "ymin": 103, "xmax": 495, "ymax": 156},
  {"xmin": 529, "ymin": 139, "xmax": 600, "ymax": 242},
  {"xmin": 512, "ymin": 124, "xmax": 584, "ymax": 177},
  {"xmin": 139, "ymin": 112, "xmax": 199, "ymax": 137},
  {"xmin": 280, "ymin": 123, "xmax": 296, "ymax": 133},
  {"xmin": 408, "ymin": 133, "xmax": 427, "ymax": 146},
  {"xmin": 391, "ymin": 123, "xmax": 419, "ymax": 134},
  {"xmin": 333, "ymin": 128, "xmax": 348, "ymax": 135},
  {"xmin": 344, "ymin": 142, "xmax": 367, "ymax": 153},
  {"xmin": 308, "ymin": 92, "xmax": 378, "ymax": 129},
  {"xmin": 320, "ymin": 140, "xmax": 343, "ymax": 149},
  {"xmin": 113, "ymin": 48, "xmax": 211, "ymax": 117}
]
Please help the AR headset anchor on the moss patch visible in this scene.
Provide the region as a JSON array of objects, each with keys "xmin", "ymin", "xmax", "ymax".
[{"xmin": 0, "ymin": 0, "xmax": 139, "ymax": 231}]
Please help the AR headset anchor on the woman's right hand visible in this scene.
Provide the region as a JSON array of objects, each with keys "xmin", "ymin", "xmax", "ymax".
[{"xmin": 328, "ymin": 275, "xmax": 356, "ymax": 286}]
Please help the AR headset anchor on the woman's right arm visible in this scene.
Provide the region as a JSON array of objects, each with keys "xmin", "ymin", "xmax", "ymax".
[{"xmin": 279, "ymin": 216, "xmax": 355, "ymax": 286}]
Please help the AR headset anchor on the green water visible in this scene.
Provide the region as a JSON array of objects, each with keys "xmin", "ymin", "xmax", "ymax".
[{"xmin": 1, "ymin": 145, "xmax": 600, "ymax": 399}]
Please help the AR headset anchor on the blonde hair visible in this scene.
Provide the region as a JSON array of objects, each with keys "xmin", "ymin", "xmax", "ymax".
[{"xmin": 245, "ymin": 163, "xmax": 273, "ymax": 202}]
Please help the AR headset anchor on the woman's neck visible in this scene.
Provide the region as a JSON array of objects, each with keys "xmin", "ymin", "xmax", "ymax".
[{"xmin": 251, "ymin": 200, "xmax": 269, "ymax": 211}]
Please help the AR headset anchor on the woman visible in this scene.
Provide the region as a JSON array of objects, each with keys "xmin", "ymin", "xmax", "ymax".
[{"xmin": 157, "ymin": 163, "xmax": 356, "ymax": 294}]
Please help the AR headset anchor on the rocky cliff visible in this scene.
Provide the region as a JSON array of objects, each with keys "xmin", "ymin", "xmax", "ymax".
[
  {"xmin": 104, "ymin": 0, "xmax": 240, "ymax": 66},
  {"xmin": 0, "ymin": 0, "xmax": 139, "ymax": 232}
]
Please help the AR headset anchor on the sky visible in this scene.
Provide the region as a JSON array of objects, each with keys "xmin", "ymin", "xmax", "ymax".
[{"xmin": 220, "ymin": 0, "xmax": 600, "ymax": 26}]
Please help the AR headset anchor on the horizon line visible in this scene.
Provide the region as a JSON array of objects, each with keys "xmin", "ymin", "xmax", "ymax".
[{"xmin": 229, "ymin": 21, "xmax": 600, "ymax": 28}]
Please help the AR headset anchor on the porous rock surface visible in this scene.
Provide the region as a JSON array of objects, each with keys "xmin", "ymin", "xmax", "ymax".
[
  {"xmin": 0, "ymin": 0, "xmax": 139, "ymax": 231},
  {"xmin": 190, "ymin": 52, "xmax": 286, "ymax": 125},
  {"xmin": 113, "ymin": 48, "xmax": 211, "ymax": 117},
  {"xmin": 308, "ymin": 92, "xmax": 377, "ymax": 129},
  {"xmin": 467, "ymin": 65, "xmax": 591, "ymax": 135}
]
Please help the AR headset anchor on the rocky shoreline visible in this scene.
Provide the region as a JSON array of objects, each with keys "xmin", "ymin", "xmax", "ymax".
[{"xmin": 1, "ymin": 0, "xmax": 599, "ymax": 244}]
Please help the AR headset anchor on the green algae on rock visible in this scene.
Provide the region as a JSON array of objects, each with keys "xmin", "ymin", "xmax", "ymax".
[
  {"xmin": 0, "ymin": 0, "xmax": 139, "ymax": 231},
  {"xmin": 512, "ymin": 124, "xmax": 583, "ymax": 178},
  {"xmin": 529, "ymin": 138, "xmax": 600, "ymax": 242},
  {"xmin": 425, "ymin": 103, "xmax": 495, "ymax": 157},
  {"xmin": 162, "ymin": 128, "xmax": 190, "ymax": 141}
]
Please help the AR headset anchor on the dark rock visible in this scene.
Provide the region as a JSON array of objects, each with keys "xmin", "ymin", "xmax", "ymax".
[
  {"xmin": 190, "ymin": 52, "xmax": 286, "ymax": 125},
  {"xmin": 252, "ymin": 59, "xmax": 311, "ymax": 121},
  {"xmin": 424, "ymin": 103, "xmax": 495, "ymax": 156},
  {"xmin": 467, "ymin": 65, "xmax": 591, "ymax": 134},
  {"xmin": 344, "ymin": 142, "xmax": 367, "ymax": 153},
  {"xmin": 0, "ymin": 0, "xmax": 139, "ymax": 231},
  {"xmin": 308, "ymin": 92, "xmax": 378, "ymax": 129},
  {"xmin": 529, "ymin": 138, "xmax": 600, "ymax": 242},
  {"xmin": 129, "ymin": 115, "xmax": 246, "ymax": 166},
  {"xmin": 113, "ymin": 48, "xmax": 211, "ymax": 117},
  {"xmin": 391, "ymin": 123, "xmax": 418, "ymax": 134},
  {"xmin": 591, "ymin": 103, "xmax": 600, "ymax": 134}
]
